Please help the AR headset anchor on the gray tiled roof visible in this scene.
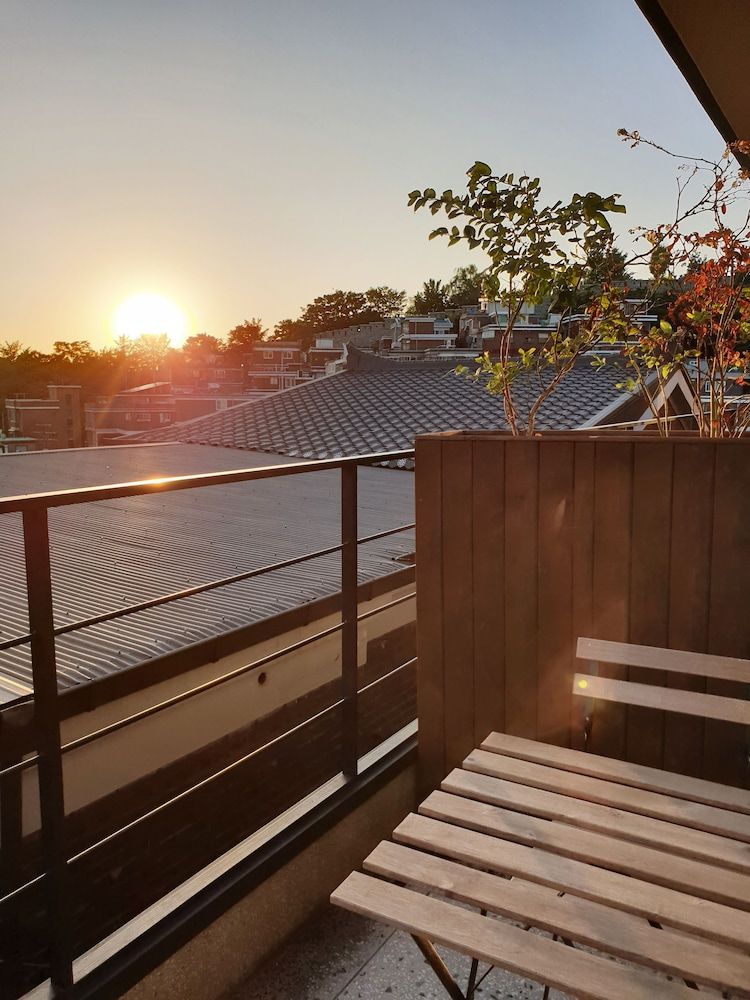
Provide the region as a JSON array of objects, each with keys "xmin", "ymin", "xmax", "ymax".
[{"xmin": 134, "ymin": 351, "xmax": 631, "ymax": 459}]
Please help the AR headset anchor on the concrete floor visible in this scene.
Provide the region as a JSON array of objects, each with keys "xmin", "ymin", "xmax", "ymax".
[{"xmin": 224, "ymin": 901, "xmax": 568, "ymax": 1000}]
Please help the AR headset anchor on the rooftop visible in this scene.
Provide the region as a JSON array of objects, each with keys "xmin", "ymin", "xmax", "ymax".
[
  {"xmin": 0, "ymin": 443, "xmax": 414, "ymax": 702},
  {"xmin": 131, "ymin": 350, "xmax": 635, "ymax": 460}
]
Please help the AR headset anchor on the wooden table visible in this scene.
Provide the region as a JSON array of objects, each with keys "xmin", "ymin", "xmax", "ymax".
[{"xmin": 332, "ymin": 731, "xmax": 750, "ymax": 999}]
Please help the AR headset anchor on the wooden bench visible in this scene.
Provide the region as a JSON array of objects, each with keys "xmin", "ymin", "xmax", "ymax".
[{"xmin": 332, "ymin": 638, "xmax": 750, "ymax": 999}]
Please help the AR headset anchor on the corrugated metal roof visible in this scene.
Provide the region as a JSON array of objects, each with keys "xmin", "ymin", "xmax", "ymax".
[
  {"xmin": 131, "ymin": 352, "xmax": 632, "ymax": 458},
  {"xmin": 0, "ymin": 444, "xmax": 414, "ymax": 703}
]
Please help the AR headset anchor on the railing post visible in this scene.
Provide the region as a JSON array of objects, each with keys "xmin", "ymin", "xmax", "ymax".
[
  {"xmin": 341, "ymin": 463, "xmax": 358, "ymax": 778},
  {"xmin": 23, "ymin": 508, "xmax": 74, "ymax": 995}
]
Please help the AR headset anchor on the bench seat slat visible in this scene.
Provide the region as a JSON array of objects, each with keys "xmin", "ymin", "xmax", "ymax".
[
  {"xmin": 421, "ymin": 789, "xmax": 750, "ymax": 909},
  {"xmin": 480, "ymin": 732, "xmax": 750, "ymax": 814},
  {"xmin": 442, "ymin": 766, "xmax": 750, "ymax": 872},
  {"xmin": 577, "ymin": 636, "xmax": 750, "ymax": 683},
  {"xmin": 465, "ymin": 748, "xmax": 750, "ymax": 841},
  {"xmin": 364, "ymin": 841, "xmax": 750, "ymax": 996},
  {"xmin": 332, "ymin": 871, "xmax": 699, "ymax": 1000},
  {"xmin": 393, "ymin": 812, "xmax": 750, "ymax": 950},
  {"xmin": 573, "ymin": 672, "xmax": 750, "ymax": 725}
]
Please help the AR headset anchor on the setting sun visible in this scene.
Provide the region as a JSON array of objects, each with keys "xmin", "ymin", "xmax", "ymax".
[{"xmin": 112, "ymin": 293, "xmax": 188, "ymax": 346}]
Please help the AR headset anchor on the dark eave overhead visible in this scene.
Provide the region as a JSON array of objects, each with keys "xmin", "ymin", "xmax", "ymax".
[{"xmin": 636, "ymin": 0, "xmax": 750, "ymax": 170}]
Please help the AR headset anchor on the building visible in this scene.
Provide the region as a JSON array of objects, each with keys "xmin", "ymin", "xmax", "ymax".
[
  {"xmin": 317, "ymin": 320, "xmax": 392, "ymax": 349},
  {"xmin": 4, "ymin": 384, "xmax": 84, "ymax": 450},
  {"xmin": 84, "ymin": 381, "xmax": 176, "ymax": 445},
  {"xmin": 307, "ymin": 336, "xmax": 345, "ymax": 375},
  {"xmin": 392, "ymin": 316, "xmax": 456, "ymax": 352},
  {"xmin": 244, "ymin": 341, "xmax": 308, "ymax": 391}
]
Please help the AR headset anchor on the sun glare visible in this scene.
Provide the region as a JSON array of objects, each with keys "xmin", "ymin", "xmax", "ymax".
[{"xmin": 112, "ymin": 293, "xmax": 188, "ymax": 346}]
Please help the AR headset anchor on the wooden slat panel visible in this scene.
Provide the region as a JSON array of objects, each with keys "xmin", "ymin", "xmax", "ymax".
[
  {"xmin": 471, "ymin": 438, "xmax": 505, "ymax": 745},
  {"xmin": 577, "ymin": 636, "xmax": 750, "ymax": 684},
  {"xmin": 442, "ymin": 766, "xmax": 750, "ymax": 872},
  {"xmin": 503, "ymin": 442, "xmax": 538, "ymax": 738},
  {"xmin": 706, "ymin": 443, "xmax": 750, "ymax": 786},
  {"xmin": 440, "ymin": 438, "xmax": 474, "ymax": 773},
  {"xmin": 421, "ymin": 790, "xmax": 750, "ymax": 908},
  {"xmin": 590, "ymin": 441, "xmax": 632, "ymax": 760},
  {"xmin": 626, "ymin": 442, "xmax": 673, "ymax": 768},
  {"xmin": 573, "ymin": 673, "xmax": 750, "ymax": 726},
  {"xmin": 393, "ymin": 812, "xmax": 750, "ymax": 949},
  {"xmin": 666, "ymin": 442, "xmax": 712, "ymax": 778},
  {"xmin": 536, "ymin": 441, "xmax": 574, "ymax": 746},
  {"xmin": 332, "ymin": 871, "xmax": 698, "ymax": 1000},
  {"xmin": 481, "ymin": 730, "xmax": 750, "ymax": 813},
  {"xmin": 364, "ymin": 841, "xmax": 750, "ymax": 995},
  {"xmin": 571, "ymin": 441, "xmax": 595, "ymax": 750},
  {"xmin": 465, "ymin": 747, "xmax": 750, "ymax": 840},
  {"xmin": 415, "ymin": 437, "xmax": 445, "ymax": 792}
]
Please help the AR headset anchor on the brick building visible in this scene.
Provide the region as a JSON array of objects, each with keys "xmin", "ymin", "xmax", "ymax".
[{"xmin": 4, "ymin": 384, "xmax": 84, "ymax": 450}]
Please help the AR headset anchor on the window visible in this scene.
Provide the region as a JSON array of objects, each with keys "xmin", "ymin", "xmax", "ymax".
[
  {"xmin": 263, "ymin": 351, "xmax": 273, "ymax": 360},
  {"xmin": 159, "ymin": 412, "xmax": 172, "ymax": 423},
  {"xmin": 283, "ymin": 351, "xmax": 293, "ymax": 359},
  {"xmin": 270, "ymin": 377, "xmax": 278, "ymax": 385},
  {"xmin": 136, "ymin": 412, "xmax": 151, "ymax": 422}
]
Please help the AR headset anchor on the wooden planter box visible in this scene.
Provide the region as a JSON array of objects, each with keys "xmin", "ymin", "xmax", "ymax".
[{"xmin": 415, "ymin": 431, "xmax": 750, "ymax": 791}]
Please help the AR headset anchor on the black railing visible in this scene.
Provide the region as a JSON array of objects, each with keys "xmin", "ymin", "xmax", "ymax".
[{"xmin": 0, "ymin": 450, "xmax": 416, "ymax": 997}]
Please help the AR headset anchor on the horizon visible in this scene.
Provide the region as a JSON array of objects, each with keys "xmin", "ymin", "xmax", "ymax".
[{"xmin": 2, "ymin": 0, "xmax": 727, "ymax": 352}]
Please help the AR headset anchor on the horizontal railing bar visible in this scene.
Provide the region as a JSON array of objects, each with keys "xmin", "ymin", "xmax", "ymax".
[
  {"xmin": 357, "ymin": 591, "xmax": 416, "ymax": 623},
  {"xmin": 0, "ymin": 750, "xmax": 40, "ymax": 777},
  {"xmin": 0, "ymin": 542, "xmax": 345, "ymax": 654},
  {"xmin": 0, "ymin": 450, "xmax": 415, "ymax": 515},
  {"xmin": 0, "ymin": 870, "xmax": 46, "ymax": 910},
  {"xmin": 61, "ymin": 622, "xmax": 343, "ymax": 755},
  {"xmin": 67, "ymin": 697, "xmax": 345, "ymax": 865},
  {"xmin": 357, "ymin": 657, "xmax": 417, "ymax": 697},
  {"xmin": 357, "ymin": 522, "xmax": 415, "ymax": 545}
]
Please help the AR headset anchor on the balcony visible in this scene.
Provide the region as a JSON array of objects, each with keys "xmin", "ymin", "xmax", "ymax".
[{"xmin": 1, "ymin": 428, "xmax": 747, "ymax": 1000}]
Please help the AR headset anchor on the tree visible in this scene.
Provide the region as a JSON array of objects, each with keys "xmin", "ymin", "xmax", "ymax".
[
  {"xmin": 274, "ymin": 317, "xmax": 314, "ymax": 346},
  {"xmin": 183, "ymin": 332, "xmax": 223, "ymax": 361},
  {"xmin": 408, "ymin": 278, "xmax": 449, "ymax": 315},
  {"xmin": 364, "ymin": 286, "xmax": 405, "ymax": 318},
  {"xmin": 446, "ymin": 265, "xmax": 484, "ymax": 307},
  {"xmin": 299, "ymin": 290, "xmax": 377, "ymax": 331},
  {"xmin": 52, "ymin": 340, "xmax": 96, "ymax": 365},
  {"xmin": 131, "ymin": 333, "xmax": 171, "ymax": 380},
  {"xmin": 409, "ymin": 162, "xmax": 626, "ymax": 433},
  {"xmin": 226, "ymin": 319, "xmax": 267, "ymax": 354},
  {"xmin": 584, "ymin": 247, "xmax": 632, "ymax": 286},
  {"xmin": 0, "ymin": 340, "xmax": 24, "ymax": 361}
]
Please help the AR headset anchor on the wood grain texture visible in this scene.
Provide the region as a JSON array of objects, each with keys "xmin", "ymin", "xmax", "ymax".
[
  {"xmin": 363, "ymin": 841, "xmax": 750, "ymax": 995},
  {"xmin": 332, "ymin": 871, "xmax": 698, "ymax": 1000},
  {"xmin": 393, "ymin": 812, "xmax": 750, "ymax": 948},
  {"xmin": 573, "ymin": 673, "xmax": 750, "ymax": 726},
  {"xmin": 442, "ymin": 766, "xmax": 750, "ymax": 871},
  {"xmin": 577, "ymin": 636, "xmax": 750, "ymax": 684},
  {"xmin": 421, "ymin": 789, "xmax": 750, "ymax": 908},
  {"xmin": 481, "ymin": 731, "xmax": 750, "ymax": 812},
  {"xmin": 464, "ymin": 747, "xmax": 750, "ymax": 840}
]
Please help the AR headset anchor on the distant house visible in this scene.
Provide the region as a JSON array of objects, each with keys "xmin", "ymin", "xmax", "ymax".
[
  {"xmin": 244, "ymin": 341, "xmax": 307, "ymax": 391},
  {"xmin": 131, "ymin": 345, "xmax": 698, "ymax": 458},
  {"xmin": 392, "ymin": 316, "xmax": 456, "ymax": 352},
  {"xmin": 4, "ymin": 384, "xmax": 84, "ymax": 450},
  {"xmin": 85, "ymin": 381, "xmax": 175, "ymax": 446}
]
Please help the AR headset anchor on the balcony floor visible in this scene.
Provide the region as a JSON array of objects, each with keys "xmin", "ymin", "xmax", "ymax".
[{"xmin": 224, "ymin": 900, "xmax": 568, "ymax": 1000}]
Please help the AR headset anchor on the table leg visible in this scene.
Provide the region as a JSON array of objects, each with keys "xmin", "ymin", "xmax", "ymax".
[{"xmin": 411, "ymin": 935, "xmax": 466, "ymax": 1000}]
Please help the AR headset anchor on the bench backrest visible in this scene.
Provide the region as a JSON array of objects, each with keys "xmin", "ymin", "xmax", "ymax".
[{"xmin": 573, "ymin": 637, "xmax": 750, "ymax": 726}]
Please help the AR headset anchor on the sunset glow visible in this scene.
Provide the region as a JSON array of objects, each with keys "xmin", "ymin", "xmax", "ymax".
[{"xmin": 112, "ymin": 293, "xmax": 188, "ymax": 346}]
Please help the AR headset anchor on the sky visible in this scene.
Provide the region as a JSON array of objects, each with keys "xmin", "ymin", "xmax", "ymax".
[{"xmin": 0, "ymin": 0, "xmax": 728, "ymax": 351}]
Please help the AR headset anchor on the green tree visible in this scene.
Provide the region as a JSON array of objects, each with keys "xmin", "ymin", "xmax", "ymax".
[
  {"xmin": 274, "ymin": 318, "xmax": 314, "ymax": 346},
  {"xmin": 299, "ymin": 290, "xmax": 377, "ymax": 331},
  {"xmin": 364, "ymin": 286, "xmax": 405, "ymax": 318},
  {"xmin": 584, "ymin": 246, "xmax": 632, "ymax": 285},
  {"xmin": 446, "ymin": 265, "xmax": 484, "ymax": 307},
  {"xmin": 409, "ymin": 161, "xmax": 625, "ymax": 433},
  {"xmin": 52, "ymin": 340, "xmax": 96, "ymax": 365},
  {"xmin": 408, "ymin": 278, "xmax": 448, "ymax": 314}
]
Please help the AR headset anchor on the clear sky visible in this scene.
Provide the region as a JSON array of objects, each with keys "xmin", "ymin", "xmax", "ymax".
[{"xmin": 0, "ymin": 0, "xmax": 726, "ymax": 351}]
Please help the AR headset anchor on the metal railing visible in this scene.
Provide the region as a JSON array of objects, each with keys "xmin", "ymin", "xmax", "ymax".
[{"xmin": 0, "ymin": 449, "xmax": 416, "ymax": 997}]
